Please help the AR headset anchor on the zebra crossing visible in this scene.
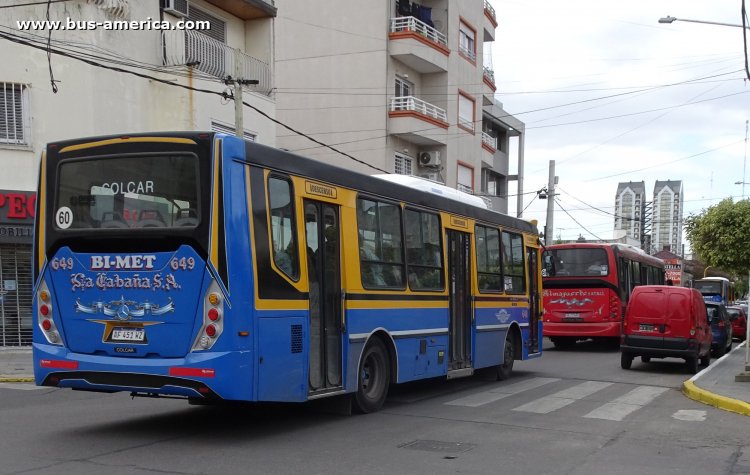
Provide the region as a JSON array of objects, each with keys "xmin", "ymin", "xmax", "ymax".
[{"xmin": 444, "ymin": 377, "xmax": 688, "ymax": 422}]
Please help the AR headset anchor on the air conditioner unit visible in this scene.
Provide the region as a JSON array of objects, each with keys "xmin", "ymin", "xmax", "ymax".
[
  {"xmin": 161, "ymin": 0, "xmax": 189, "ymax": 18},
  {"xmin": 419, "ymin": 172, "xmax": 440, "ymax": 182},
  {"xmin": 418, "ymin": 151, "xmax": 441, "ymax": 168}
]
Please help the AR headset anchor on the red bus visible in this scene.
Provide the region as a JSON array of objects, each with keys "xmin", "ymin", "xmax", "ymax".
[{"xmin": 541, "ymin": 243, "xmax": 665, "ymax": 348}]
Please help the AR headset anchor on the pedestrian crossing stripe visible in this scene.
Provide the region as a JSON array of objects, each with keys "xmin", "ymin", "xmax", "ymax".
[{"xmin": 444, "ymin": 377, "xmax": 672, "ymax": 422}]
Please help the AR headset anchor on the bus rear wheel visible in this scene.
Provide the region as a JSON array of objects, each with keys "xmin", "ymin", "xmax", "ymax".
[
  {"xmin": 496, "ymin": 333, "xmax": 515, "ymax": 380},
  {"xmin": 353, "ymin": 338, "xmax": 390, "ymax": 414}
]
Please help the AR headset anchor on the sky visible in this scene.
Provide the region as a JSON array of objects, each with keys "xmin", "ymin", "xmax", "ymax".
[{"xmin": 490, "ymin": 0, "xmax": 750, "ymax": 251}]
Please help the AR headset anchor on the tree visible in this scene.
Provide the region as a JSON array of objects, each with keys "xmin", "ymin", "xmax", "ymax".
[{"xmin": 684, "ymin": 198, "xmax": 750, "ymax": 275}]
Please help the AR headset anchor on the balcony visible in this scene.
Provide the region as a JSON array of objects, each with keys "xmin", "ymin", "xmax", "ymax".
[
  {"xmin": 389, "ymin": 17, "xmax": 449, "ymax": 73},
  {"xmin": 389, "ymin": 96, "xmax": 448, "ymax": 146},
  {"xmin": 481, "ymin": 131, "xmax": 497, "ymax": 166},
  {"xmin": 162, "ymin": 29, "xmax": 273, "ymax": 95},
  {"xmin": 483, "ymin": 0, "xmax": 497, "ymax": 41},
  {"xmin": 482, "ymin": 66, "xmax": 496, "ymax": 105},
  {"xmin": 203, "ymin": 0, "xmax": 276, "ymax": 19}
]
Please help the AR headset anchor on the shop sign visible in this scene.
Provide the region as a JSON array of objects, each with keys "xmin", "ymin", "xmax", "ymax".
[{"xmin": 0, "ymin": 190, "xmax": 36, "ymax": 225}]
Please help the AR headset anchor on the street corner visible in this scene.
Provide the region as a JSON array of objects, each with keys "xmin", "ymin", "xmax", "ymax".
[{"xmin": 682, "ymin": 379, "xmax": 750, "ymax": 416}]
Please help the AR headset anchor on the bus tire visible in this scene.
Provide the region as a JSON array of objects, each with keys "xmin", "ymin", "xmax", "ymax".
[
  {"xmin": 496, "ymin": 333, "xmax": 515, "ymax": 381},
  {"xmin": 551, "ymin": 337, "xmax": 574, "ymax": 349},
  {"xmin": 620, "ymin": 352, "xmax": 633, "ymax": 370},
  {"xmin": 353, "ymin": 338, "xmax": 390, "ymax": 414}
]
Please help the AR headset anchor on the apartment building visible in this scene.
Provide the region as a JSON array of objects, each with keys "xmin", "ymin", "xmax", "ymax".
[
  {"xmin": 0, "ymin": 0, "xmax": 276, "ymax": 345},
  {"xmin": 652, "ymin": 180, "xmax": 684, "ymax": 255},
  {"xmin": 274, "ymin": 0, "xmax": 525, "ymax": 214},
  {"xmin": 614, "ymin": 181, "xmax": 645, "ymax": 246}
]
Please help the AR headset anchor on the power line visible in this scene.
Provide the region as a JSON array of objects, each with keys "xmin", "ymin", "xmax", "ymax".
[
  {"xmin": 0, "ymin": 0, "xmax": 71, "ymax": 8},
  {"xmin": 554, "ymin": 197, "xmax": 605, "ymax": 241},
  {"xmin": 0, "ymin": 28, "xmax": 389, "ymax": 174}
]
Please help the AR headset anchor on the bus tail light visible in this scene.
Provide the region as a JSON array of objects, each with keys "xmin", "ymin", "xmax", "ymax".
[
  {"xmin": 609, "ymin": 293, "xmax": 620, "ymax": 319},
  {"xmin": 37, "ymin": 280, "xmax": 62, "ymax": 345},
  {"xmin": 191, "ymin": 281, "xmax": 224, "ymax": 351}
]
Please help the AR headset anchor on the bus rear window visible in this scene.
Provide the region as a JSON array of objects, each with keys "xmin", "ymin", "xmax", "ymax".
[
  {"xmin": 694, "ymin": 281, "xmax": 721, "ymax": 295},
  {"xmin": 55, "ymin": 155, "xmax": 200, "ymax": 230},
  {"xmin": 543, "ymin": 248, "xmax": 609, "ymax": 277}
]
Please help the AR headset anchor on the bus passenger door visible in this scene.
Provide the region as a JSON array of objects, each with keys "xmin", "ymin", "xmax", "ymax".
[
  {"xmin": 447, "ymin": 230, "xmax": 472, "ymax": 373},
  {"xmin": 304, "ymin": 200, "xmax": 343, "ymax": 393},
  {"xmin": 526, "ymin": 247, "xmax": 540, "ymax": 353}
]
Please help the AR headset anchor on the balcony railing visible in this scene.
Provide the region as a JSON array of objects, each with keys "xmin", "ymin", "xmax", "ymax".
[
  {"xmin": 390, "ymin": 96, "xmax": 447, "ymax": 122},
  {"xmin": 459, "ymin": 44, "xmax": 477, "ymax": 62},
  {"xmin": 484, "ymin": 0, "xmax": 496, "ymax": 22},
  {"xmin": 483, "ymin": 66, "xmax": 495, "ymax": 85},
  {"xmin": 390, "ymin": 16, "xmax": 447, "ymax": 48},
  {"xmin": 162, "ymin": 29, "xmax": 273, "ymax": 95},
  {"xmin": 482, "ymin": 131, "xmax": 497, "ymax": 150}
]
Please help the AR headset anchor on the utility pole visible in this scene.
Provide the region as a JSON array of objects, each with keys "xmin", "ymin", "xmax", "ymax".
[
  {"xmin": 234, "ymin": 49, "xmax": 244, "ymax": 138},
  {"xmin": 544, "ymin": 160, "xmax": 557, "ymax": 246},
  {"xmin": 228, "ymin": 49, "xmax": 259, "ymax": 138}
]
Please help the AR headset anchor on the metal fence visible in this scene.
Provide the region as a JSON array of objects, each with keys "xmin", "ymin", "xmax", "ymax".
[{"xmin": 0, "ymin": 244, "xmax": 32, "ymax": 346}]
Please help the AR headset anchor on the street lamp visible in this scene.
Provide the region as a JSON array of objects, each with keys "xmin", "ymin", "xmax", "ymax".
[
  {"xmin": 735, "ymin": 181, "xmax": 750, "ymax": 199},
  {"xmin": 658, "ymin": 15, "xmax": 750, "ymax": 29}
]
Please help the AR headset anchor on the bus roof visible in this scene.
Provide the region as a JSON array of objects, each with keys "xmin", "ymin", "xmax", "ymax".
[
  {"xmin": 544, "ymin": 242, "xmax": 664, "ymax": 267},
  {"xmin": 45, "ymin": 132, "xmax": 538, "ymax": 235},
  {"xmin": 373, "ymin": 174, "xmax": 489, "ymax": 209},
  {"xmin": 238, "ymin": 137, "xmax": 537, "ymax": 234}
]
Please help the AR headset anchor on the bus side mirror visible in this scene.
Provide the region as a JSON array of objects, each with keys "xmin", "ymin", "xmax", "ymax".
[{"xmin": 542, "ymin": 255, "xmax": 555, "ymax": 277}]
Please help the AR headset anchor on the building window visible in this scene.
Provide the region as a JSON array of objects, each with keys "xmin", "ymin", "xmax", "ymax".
[
  {"xmin": 457, "ymin": 162, "xmax": 474, "ymax": 193},
  {"xmin": 0, "ymin": 82, "xmax": 29, "ymax": 145},
  {"xmin": 186, "ymin": 7, "xmax": 227, "ymax": 76},
  {"xmin": 394, "ymin": 153, "xmax": 413, "ymax": 175},
  {"xmin": 458, "ymin": 20, "xmax": 476, "ymax": 62},
  {"xmin": 395, "ymin": 76, "xmax": 413, "ymax": 98},
  {"xmin": 458, "ymin": 91, "xmax": 475, "ymax": 132},
  {"xmin": 211, "ymin": 121, "xmax": 256, "ymax": 142},
  {"xmin": 482, "ymin": 169, "xmax": 502, "ymax": 197}
]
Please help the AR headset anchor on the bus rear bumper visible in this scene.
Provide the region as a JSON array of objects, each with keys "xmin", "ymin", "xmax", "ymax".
[
  {"xmin": 32, "ymin": 343, "xmax": 252, "ymax": 400},
  {"xmin": 543, "ymin": 321, "xmax": 620, "ymax": 338}
]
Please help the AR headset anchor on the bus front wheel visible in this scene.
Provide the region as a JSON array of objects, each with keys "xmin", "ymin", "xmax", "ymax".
[{"xmin": 353, "ymin": 338, "xmax": 390, "ymax": 414}]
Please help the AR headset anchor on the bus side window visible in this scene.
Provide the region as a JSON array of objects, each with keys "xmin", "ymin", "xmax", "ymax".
[
  {"xmin": 618, "ymin": 257, "xmax": 629, "ymax": 300},
  {"xmin": 475, "ymin": 225, "xmax": 501, "ymax": 292},
  {"xmin": 268, "ymin": 176, "xmax": 299, "ymax": 280},
  {"xmin": 357, "ymin": 198, "xmax": 405, "ymax": 289},
  {"xmin": 406, "ymin": 209, "xmax": 444, "ymax": 291},
  {"xmin": 501, "ymin": 231, "xmax": 525, "ymax": 294}
]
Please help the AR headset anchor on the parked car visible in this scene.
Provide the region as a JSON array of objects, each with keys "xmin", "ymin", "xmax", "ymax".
[
  {"xmin": 726, "ymin": 305, "xmax": 747, "ymax": 341},
  {"xmin": 706, "ymin": 302, "xmax": 732, "ymax": 357},
  {"xmin": 620, "ymin": 286, "xmax": 712, "ymax": 374}
]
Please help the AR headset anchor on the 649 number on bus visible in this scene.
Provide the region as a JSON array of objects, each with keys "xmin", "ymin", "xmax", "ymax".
[{"xmin": 170, "ymin": 257, "xmax": 196, "ymax": 271}]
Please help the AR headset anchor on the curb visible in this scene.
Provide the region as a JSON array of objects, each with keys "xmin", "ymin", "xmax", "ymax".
[
  {"xmin": 681, "ymin": 341, "xmax": 750, "ymax": 417},
  {"xmin": 682, "ymin": 380, "xmax": 750, "ymax": 416},
  {"xmin": 0, "ymin": 377, "xmax": 34, "ymax": 383}
]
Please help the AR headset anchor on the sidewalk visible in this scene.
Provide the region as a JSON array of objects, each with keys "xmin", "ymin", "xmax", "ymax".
[
  {"xmin": 2, "ymin": 344, "xmax": 749, "ymax": 416},
  {"xmin": 0, "ymin": 347, "xmax": 34, "ymax": 383},
  {"xmin": 683, "ymin": 341, "xmax": 750, "ymax": 416}
]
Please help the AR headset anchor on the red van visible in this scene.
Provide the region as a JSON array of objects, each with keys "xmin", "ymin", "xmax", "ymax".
[{"xmin": 620, "ymin": 286, "xmax": 712, "ymax": 374}]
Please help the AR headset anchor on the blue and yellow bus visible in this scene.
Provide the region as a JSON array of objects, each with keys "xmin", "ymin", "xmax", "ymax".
[
  {"xmin": 694, "ymin": 277, "xmax": 735, "ymax": 305},
  {"xmin": 33, "ymin": 132, "xmax": 542, "ymax": 412}
]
